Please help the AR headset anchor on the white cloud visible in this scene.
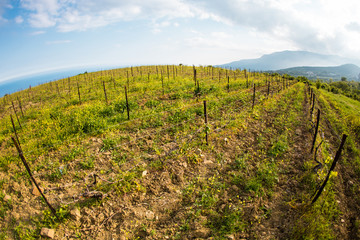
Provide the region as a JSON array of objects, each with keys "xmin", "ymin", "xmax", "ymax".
[
  {"xmin": 183, "ymin": 0, "xmax": 360, "ymax": 57},
  {"xmin": 185, "ymin": 31, "xmax": 244, "ymax": 50},
  {"xmin": 15, "ymin": 16, "xmax": 24, "ymax": 23},
  {"xmin": 0, "ymin": 0, "xmax": 12, "ymax": 23},
  {"xmin": 14, "ymin": 0, "xmax": 360, "ymax": 58},
  {"xmin": 31, "ymin": 30, "xmax": 46, "ymax": 35},
  {"xmin": 45, "ymin": 40, "xmax": 71, "ymax": 44},
  {"xmin": 346, "ymin": 22, "xmax": 360, "ymax": 33},
  {"xmin": 19, "ymin": 0, "xmax": 199, "ymax": 31}
]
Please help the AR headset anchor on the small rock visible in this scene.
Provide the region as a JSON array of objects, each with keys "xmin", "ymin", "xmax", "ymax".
[
  {"xmin": 226, "ymin": 234, "xmax": 235, "ymax": 240},
  {"xmin": 32, "ymin": 185, "xmax": 42, "ymax": 197},
  {"xmin": 40, "ymin": 228, "xmax": 55, "ymax": 239},
  {"xmin": 4, "ymin": 195, "xmax": 11, "ymax": 202},
  {"xmin": 203, "ymin": 158, "xmax": 213, "ymax": 165},
  {"xmin": 142, "ymin": 170, "xmax": 148, "ymax": 177},
  {"xmin": 145, "ymin": 210, "xmax": 155, "ymax": 220},
  {"xmin": 195, "ymin": 148, "xmax": 202, "ymax": 155},
  {"xmin": 193, "ymin": 228, "xmax": 211, "ymax": 238},
  {"xmin": 12, "ymin": 182, "xmax": 20, "ymax": 192},
  {"xmin": 295, "ymin": 129, "xmax": 302, "ymax": 136},
  {"xmin": 180, "ymin": 162, "xmax": 188, "ymax": 168},
  {"xmin": 224, "ymin": 138, "xmax": 229, "ymax": 143},
  {"xmin": 341, "ymin": 219, "xmax": 345, "ymax": 223},
  {"xmin": 231, "ymin": 185, "xmax": 239, "ymax": 192},
  {"xmin": 70, "ymin": 208, "xmax": 81, "ymax": 221},
  {"xmin": 348, "ymin": 180, "xmax": 354, "ymax": 186}
]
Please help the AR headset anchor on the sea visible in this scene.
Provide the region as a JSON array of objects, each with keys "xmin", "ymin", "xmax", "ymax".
[{"xmin": 0, "ymin": 67, "xmax": 114, "ymax": 98}]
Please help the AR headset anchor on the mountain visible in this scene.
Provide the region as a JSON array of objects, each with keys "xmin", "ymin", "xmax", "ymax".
[
  {"xmin": 276, "ymin": 64, "xmax": 360, "ymax": 81},
  {"xmin": 218, "ymin": 50, "xmax": 360, "ymax": 71}
]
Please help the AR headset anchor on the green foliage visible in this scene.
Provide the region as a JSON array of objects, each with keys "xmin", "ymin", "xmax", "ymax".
[
  {"xmin": 208, "ymin": 208, "xmax": 246, "ymax": 236},
  {"xmin": 79, "ymin": 156, "xmax": 95, "ymax": 169},
  {"xmin": 101, "ymin": 137, "xmax": 117, "ymax": 152},
  {"xmin": 14, "ymin": 223, "xmax": 37, "ymax": 240},
  {"xmin": 268, "ymin": 135, "xmax": 288, "ymax": 157},
  {"xmin": 41, "ymin": 206, "xmax": 70, "ymax": 229}
]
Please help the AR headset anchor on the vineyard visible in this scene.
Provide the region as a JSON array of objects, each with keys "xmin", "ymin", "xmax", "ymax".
[{"xmin": 0, "ymin": 65, "xmax": 360, "ymax": 239}]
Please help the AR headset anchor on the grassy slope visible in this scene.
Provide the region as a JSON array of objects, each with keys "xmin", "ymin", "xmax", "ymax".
[{"xmin": 0, "ymin": 66, "xmax": 359, "ymax": 239}]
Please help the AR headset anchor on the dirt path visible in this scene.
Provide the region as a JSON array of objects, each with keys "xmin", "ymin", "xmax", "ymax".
[{"xmin": 250, "ymin": 83, "xmax": 314, "ymax": 239}]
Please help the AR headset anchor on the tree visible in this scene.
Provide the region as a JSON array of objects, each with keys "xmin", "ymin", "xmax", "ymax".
[{"xmin": 341, "ymin": 76, "xmax": 347, "ymax": 81}]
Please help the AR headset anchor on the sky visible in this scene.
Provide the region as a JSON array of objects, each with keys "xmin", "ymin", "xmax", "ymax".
[{"xmin": 1, "ymin": 0, "xmax": 360, "ymax": 83}]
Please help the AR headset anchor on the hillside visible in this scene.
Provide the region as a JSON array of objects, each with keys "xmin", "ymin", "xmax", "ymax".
[
  {"xmin": 0, "ymin": 66, "xmax": 360, "ymax": 239},
  {"xmin": 277, "ymin": 64, "xmax": 360, "ymax": 81},
  {"xmin": 218, "ymin": 50, "xmax": 360, "ymax": 71}
]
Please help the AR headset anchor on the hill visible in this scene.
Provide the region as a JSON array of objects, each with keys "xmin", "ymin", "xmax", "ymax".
[
  {"xmin": 276, "ymin": 64, "xmax": 360, "ymax": 81},
  {"xmin": 218, "ymin": 50, "xmax": 360, "ymax": 71},
  {"xmin": 0, "ymin": 66, "xmax": 360, "ymax": 239}
]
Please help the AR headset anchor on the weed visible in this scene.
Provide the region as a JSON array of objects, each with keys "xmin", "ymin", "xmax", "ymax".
[{"xmin": 79, "ymin": 156, "xmax": 95, "ymax": 169}]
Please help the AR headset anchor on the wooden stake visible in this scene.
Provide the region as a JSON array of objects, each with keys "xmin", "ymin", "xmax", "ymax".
[
  {"xmin": 311, "ymin": 94, "xmax": 316, "ymax": 117},
  {"xmin": 125, "ymin": 86, "xmax": 130, "ymax": 120},
  {"xmin": 204, "ymin": 101, "xmax": 208, "ymax": 145},
  {"xmin": 227, "ymin": 76, "xmax": 230, "ymax": 92},
  {"xmin": 17, "ymin": 97, "xmax": 24, "ymax": 117},
  {"xmin": 310, "ymin": 109, "xmax": 321, "ymax": 153},
  {"xmin": 11, "ymin": 137, "xmax": 59, "ymax": 220},
  {"xmin": 161, "ymin": 75, "xmax": 165, "ymax": 95},
  {"xmin": 11, "ymin": 101, "xmax": 22, "ymax": 129},
  {"xmin": 77, "ymin": 82, "xmax": 81, "ymax": 104},
  {"xmin": 102, "ymin": 81, "xmax": 108, "ymax": 104},
  {"xmin": 194, "ymin": 67, "xmax": 197, "ymax": 86},
  {"xmin": 252, "ymin": 84, "xmax": 256, "ymax": 110},
  {"xmin": 10, "ymin": 115, "xmax": 20, "ymax": 146},
  {"xmin": 126, "ymin": 71, "xmax": 129, "ymax": 89},
  {"xmin": 312, "ymin": 134, "xmax": 347, "ymax": 204}
]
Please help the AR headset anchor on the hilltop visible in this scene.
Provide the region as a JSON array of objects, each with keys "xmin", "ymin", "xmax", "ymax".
[
  {"xmin": 0, "ymin": 66, "xmax": 360, "ymax": 239},
  {"xmin": 218, "ymin": 50, "xmax": 360, "ymax": 71},
  {"xmin": 277, "ymin": 64, "xmax": 360, "ymax": 81}
]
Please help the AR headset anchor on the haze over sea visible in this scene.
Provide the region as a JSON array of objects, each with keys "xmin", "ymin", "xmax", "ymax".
[{"xmin": 0, "ymin": 67, "xmax": 110, "ymax": 98}]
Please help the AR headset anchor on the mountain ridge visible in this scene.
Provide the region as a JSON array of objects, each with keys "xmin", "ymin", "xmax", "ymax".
[
  {"xmin": 218, "ymin": 50, "xmax": 360, "ymax": 69},
  {"xmin": 218, "ymin": 50, "xmax": 360, "ymax": 81},
  {"xmin": 276, "ymin": 64, "xmax": 360, "ymax": 81}
]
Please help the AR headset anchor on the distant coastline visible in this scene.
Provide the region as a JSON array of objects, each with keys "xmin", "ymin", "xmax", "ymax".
[{"xmin": 0, "ymin": 67, "xmax": 113, "ymax": 98}]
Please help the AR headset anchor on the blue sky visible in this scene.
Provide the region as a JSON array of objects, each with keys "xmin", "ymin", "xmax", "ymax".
[{"xmin": 1, "ymin": 0, "xmax": 360, "ymax": 83}]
